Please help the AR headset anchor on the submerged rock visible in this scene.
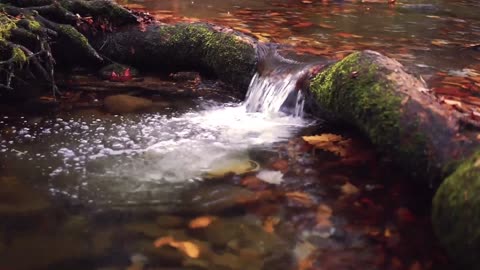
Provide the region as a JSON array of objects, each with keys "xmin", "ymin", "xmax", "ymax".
[
  {"xmin": 103, "ymin": 94, "xmax": 153, "ymax": 114},
  {"xmin": 181, "ymin": 184, "xmax": 257, "ymax": 214}
]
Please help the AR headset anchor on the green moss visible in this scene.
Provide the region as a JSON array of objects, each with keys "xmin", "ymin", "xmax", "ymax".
[
  {"xmin": 0, "ymin": 14, "xmax": 17, "ymax": 40},
  {"xmin": 27, "ymin": 19, "xmax": 41, "ymax": 31},
  {"xmin": 11, "ymin": 47, "xmax": 27, "ymax": 64},
  {"xmin": 432, "ymin": 150, "xmax": 480, "ymax": 269},
  {"xmin": 309, "ymin": 51, "xmax": 428, "ymax": 177},
  {"xmin": 310, "ymin": 52, "xmax": 402, "ymax": 148},
  {"xmin": 158, "ymin": 24, "xmax": 256, "ymax": 88},
  {"xmin": 57, "ymin": 24, "xmax": 89, "ymax": 47}
]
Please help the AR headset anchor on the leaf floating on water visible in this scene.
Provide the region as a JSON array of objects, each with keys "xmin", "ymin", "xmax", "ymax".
[
  {"xmin": 302, "ymin": 134, "xmax": 351, "ymax": 157},
  {"xmin": 189, "ymin": 216, "xmax": 216, "ymax": 229},
  {"xmin": 256, "ymin": 170, "xmax": 284, "ymax": 185},
  {"xmin": 153, "ymin": 236, "xmax": 200, "ymax": 258}
]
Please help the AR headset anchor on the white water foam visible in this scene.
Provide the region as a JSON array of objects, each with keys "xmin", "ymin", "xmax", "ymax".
[{"xmin": 0, "ymin": 68, "xmax": 310, "ymax": 202}]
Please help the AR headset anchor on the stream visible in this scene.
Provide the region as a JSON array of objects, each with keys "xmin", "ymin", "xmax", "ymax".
[{"xmin": 2, "ymin": 0, "xmax": 475, "ymax": 269}]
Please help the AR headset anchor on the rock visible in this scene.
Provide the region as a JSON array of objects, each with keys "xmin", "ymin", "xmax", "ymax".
[
  {"xmin": 181, "ymin": 184, "xmax": 258, "ymax": 214},
  {"xmin": 432, "ymin": 151, "xmax": 480, "ymax": 270},
  {"xmin": 103, "ymin": 94, "xmax": 152, "ymax": 114}
]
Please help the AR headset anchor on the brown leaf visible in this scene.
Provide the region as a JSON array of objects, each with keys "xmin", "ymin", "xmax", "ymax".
[{"xmin": 302, "ymin": 134, "xmax": 351, "ymax": 157}]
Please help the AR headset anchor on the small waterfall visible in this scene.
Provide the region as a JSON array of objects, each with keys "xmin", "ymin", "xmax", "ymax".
[{"xmin": 244, "ymin": 51, "xmax": 310, "ymax": 117}]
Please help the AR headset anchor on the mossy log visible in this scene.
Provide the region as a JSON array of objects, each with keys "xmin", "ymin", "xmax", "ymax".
[
  {"xmin": 307, "ymin": 50, "xmax": 480, "ymax": 269},
  {"xmin": 89, "ymin": 23, "xmax": 258, "ymax": 92},
  {"xmin": 308, "ymin": 50, "xmax": 475, "ymax": 182},
  {"xmin": 432, "ymin": 151, "xmax": 480, "ymax": 270}
]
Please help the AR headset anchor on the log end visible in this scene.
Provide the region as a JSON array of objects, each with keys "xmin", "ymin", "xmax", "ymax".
[{"xmin": 432, "ymin": 150, "xmax": 480, "ymax": 270}]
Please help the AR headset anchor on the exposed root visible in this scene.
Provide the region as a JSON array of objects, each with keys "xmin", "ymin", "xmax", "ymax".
[{"xmin": 0, "ymin": 0, "xmax": 138, "ymax": 98}]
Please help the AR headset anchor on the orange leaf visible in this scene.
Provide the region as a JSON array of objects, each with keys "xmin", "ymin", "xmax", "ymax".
[
  {"xmin": 285, "ymin": 191, "xmax": 315, "ymax": 207},
  {"xmin": 263, "ymin": 216, "xmax": 280, "ymax": 233},
  {"xmin": 189, "ymin": 216, "xmax": 216, "ymax": 229},
  {"xmin": 154, "ymin": 236, "xmax": 200, "ymax": 258}
]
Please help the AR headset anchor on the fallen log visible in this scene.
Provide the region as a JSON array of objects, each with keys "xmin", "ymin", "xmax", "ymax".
[
  {"xmin": 89, "ymin": 23, "xmax": 259, "ymax": 92},
  {"xmin": 307, "ymin": 50, "xmax": 479, "ymax": 269}
]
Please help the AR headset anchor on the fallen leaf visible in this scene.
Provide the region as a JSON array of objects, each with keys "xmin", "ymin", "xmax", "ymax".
[
  {"xmin": 263, "ymin": 216, "xmax": 280, "ymax": 233},
  {"xmin": 285, "ymin": 191, "xmax": 315, "ymax": 207},
  {"xmin": 341, "ymin": 182, "xmax": 360, "ymax": 196},
  {"xmin": 316, "ymin": 204, "xmax": 333, "ymax": 229},
  {"xmin": 189, "ymin": 216, "xmax": 216, "ymax": 229},
  {"xmin": 302, "ymin": 134, "xmax": 351, "ymax": 157},
  {"xmin": 154, "ymin": 236, "xmax": 200, "ymax": 258}
]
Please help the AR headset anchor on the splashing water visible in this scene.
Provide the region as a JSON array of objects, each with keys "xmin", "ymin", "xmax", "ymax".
[{"xmin": 244, "ymin": 53, "xmax": 310, "ymax": 117}]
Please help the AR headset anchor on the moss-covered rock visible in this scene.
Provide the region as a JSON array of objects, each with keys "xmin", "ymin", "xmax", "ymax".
[
  {"xmin": 309, "ymin": 50, "xmax": 468, "ymax": 181},
  {"xmin": 432, "ymin": 150, "xmax": 480, "ymax": 270}
]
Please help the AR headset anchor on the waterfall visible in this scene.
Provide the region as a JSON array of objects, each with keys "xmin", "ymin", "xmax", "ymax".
[{"xmin": 243, "ymin": 53, "xmax": 310, "ymax": 117}]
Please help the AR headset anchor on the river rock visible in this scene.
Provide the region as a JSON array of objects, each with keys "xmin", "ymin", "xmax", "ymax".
[
  {"xmin": 104, "ymin": 94, "xmax": 153, "ymax": 114},
  {"xmin": 181, "ymin": 184, "xmax": 258, "ymax": 214}
]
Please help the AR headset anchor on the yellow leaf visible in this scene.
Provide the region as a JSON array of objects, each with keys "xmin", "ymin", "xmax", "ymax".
[
  {"xmin": 189, "ymin": 216, "xmax": 216, "ymax": 229},
  {"xmin": 302, "ymin": 134, "xmax": 351, "ymax": 157}
]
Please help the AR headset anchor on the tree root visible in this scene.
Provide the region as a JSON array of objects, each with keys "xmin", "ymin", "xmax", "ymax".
[{"xmin": 0, "ymin": 0, "xmax": 138, "ymax": 98}]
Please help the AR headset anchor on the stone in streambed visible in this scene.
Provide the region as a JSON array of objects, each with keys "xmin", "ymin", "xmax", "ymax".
[
  {"xmin": 181, "ymin": 184, "xmax": 258, "ymax": 214},
  {"xmin": 104, "ymin": 94, "xmax": 152, "ymax": 114}
]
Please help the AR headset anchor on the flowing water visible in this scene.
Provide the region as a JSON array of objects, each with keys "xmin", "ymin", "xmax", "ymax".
[{"xmin": 2, "ymin": 0, "xmax": 472, "ymax": 269}]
